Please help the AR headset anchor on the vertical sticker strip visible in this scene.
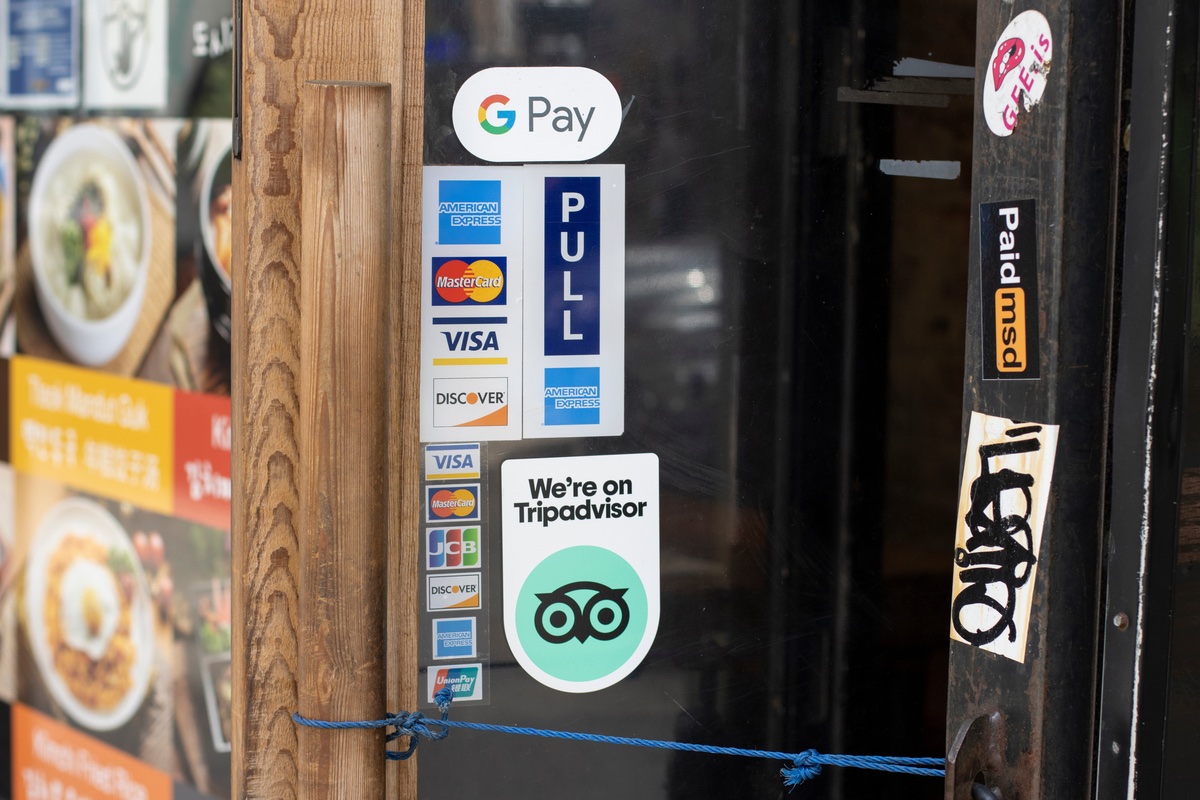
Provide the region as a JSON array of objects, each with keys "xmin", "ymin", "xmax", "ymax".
[
  {"xmin": 950, "ymin": 411, "xmax": 1059, "ymax": 662},
  {"xmin": 523, "ymin": 164, "xmax": 625, "ymax": 438},
  {"xmin": 420, "ymin": 166, "xmax": 524, "ymax": 442}
]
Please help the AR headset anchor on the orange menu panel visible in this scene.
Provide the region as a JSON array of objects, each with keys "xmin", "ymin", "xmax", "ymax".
[
  {"xmin": 10, "ymin": 356, "xmax": 174, "ymax": 514},
  {"xmin": 12, "ymin": 702, "xmax": 173, "ymax": 800},
  {"xmin": 172, "ymin": 390, "xmax": 231, "ymax": 529}
]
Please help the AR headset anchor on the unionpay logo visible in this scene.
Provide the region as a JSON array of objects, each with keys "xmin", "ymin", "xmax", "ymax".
[
  {"xmin": 432, "ymin": 257, "xmax": 507, "ymax": 305},
  {"xmin": 427, "ymin": 527, "xmax": 481, "ymax": 570},
  {"xmin": 428, "ymin": 663, "xmax": 483, "ymax": 702},
  {"xmin": 438, "ymin": 180, "xmax": 501, "ymax": 245},
  {"xmin": 478, "ymin": 94, "xmax": 515, "ymax": 134},
  {"xmin": 433, "ymin": 377, "xmax": 508, "ymax": 429},
  {"xmin": 426, "ymin": 483, "xmax": 480, "ymax": 522},
  {"xmin": 544, "ymin": 367, "xmax": 600, "ymax": 426},
  {"xmin": 427, "ymin": 573, "xmax": 482, "ymax": 611},
  {"xmin": 432, "ymin": 617, "xmax": 478, "ymax": 660}
]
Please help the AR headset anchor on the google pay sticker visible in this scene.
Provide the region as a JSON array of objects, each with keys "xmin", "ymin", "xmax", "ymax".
[{"xmin": 502, "ymin": 454, "xmax": 659, "ymax": 692}]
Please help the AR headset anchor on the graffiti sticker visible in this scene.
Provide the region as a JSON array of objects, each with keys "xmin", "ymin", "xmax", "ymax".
[{"xmin": 950, "ymin": 411, "xmax": 1058, "ymax": 662}]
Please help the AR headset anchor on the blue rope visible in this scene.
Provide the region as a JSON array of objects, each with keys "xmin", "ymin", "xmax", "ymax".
[{"xmin": 293, "ymin": 687, "xmax": 946, "ymax": 789}]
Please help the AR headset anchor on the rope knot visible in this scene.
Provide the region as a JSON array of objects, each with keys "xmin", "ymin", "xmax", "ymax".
[
  {"xmin": 384, "ymin": 690, "xmax": 454, "ymax": 761},
  {"xmin": 781, "ymin": 749, "xmax": 824, "ymax": 788}
]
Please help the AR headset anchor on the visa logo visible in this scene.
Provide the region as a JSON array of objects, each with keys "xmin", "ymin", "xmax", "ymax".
[
  {"xmin": 428, "ymin": 527, "xmax": 481, "ymax": 570},
  {"xmin": 441, "ymin": 330, "xmax": 499, "ymax": 351},
  {"xmin": 434, "ymin": 453, "xmax": 475, "ymax": 470},
  {"xmin": 424, "ymin": 443, "xmax": 481, "ymax": 480}
]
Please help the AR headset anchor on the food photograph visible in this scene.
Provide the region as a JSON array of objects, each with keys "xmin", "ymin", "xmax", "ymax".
[
  {"xmin": 0, "ymin": 117, "xmax": 15, "ymax": 357},
  {"xmin": 13, "ymin": 473, "xmax": 232, "ymax": 796},
  {"xmin": 174, "ymin": 119, "xmax": 233, "ymax": 394},
  {"xmin": 13, "ymin": 116, "xmax": 230, "ymax": 396},
  {"xmin": 0, "ymin": 463, "xmax": 15, "ymax": 703}
]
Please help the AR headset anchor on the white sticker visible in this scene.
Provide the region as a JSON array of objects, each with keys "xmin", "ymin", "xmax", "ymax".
[
  {"xmin": 453, "ymin": 67, "xmax": 622, "ymax": 163},
  {"xmin": 522, "ymin": 165, "xmax": 625, "ymax": 438},
  {"xmin": 982, "ymin": 10, "xmax": 1053, "ymax": 136},
  {"xmin": 424, "ymin": 443, "xmax": 482, "ymax": 481},
  {"xmin": 502, "ymin": 454, "xmax": 659, "ymax": 692},
  {"xmin": 420, "ymin": 166, "xmax": 524, "ymax": 442},
  {"xmin": 950, "ymin": 411, "xmax": 1059, "ymax": 662},
  {"xmin": 83, "ymin": 0, "xmax": 169, "ymax": 110},
  {"xmin": 427, "ymin": 573, "xmax": 483, "ymax": 612}
]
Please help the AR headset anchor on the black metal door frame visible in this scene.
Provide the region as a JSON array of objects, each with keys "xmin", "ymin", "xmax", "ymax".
[
  {"xmin": 948, "ymin": 0, "xmax": 1200, "ymax": 796},
  {"xmin": 1098, "ymin": 0, "xmax": 1200, "ymax": 795},
  {"xmin": 945, "ymin": 0, "xmax": 1126, "ymax": 797}
]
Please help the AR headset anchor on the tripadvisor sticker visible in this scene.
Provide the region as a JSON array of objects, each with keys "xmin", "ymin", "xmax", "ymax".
[{"xmin": 502, "ymin": 454, "xmax": 659, "ymax": 692}]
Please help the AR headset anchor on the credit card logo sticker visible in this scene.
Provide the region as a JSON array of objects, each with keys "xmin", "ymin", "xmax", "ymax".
[
  {"xmin": 433, "ymin": 257, "xmax": 507, "ymax": 306},
  {"xmin": 440, "ymin": 329, "xmax": 501, "ymax": 352},
  {"xmin": 432, "ymin": 618, "xmax": 478, "ymax": 660},
  {"xmin": 433, "ymin": 378, "xmax": 508, "ymax": 429},
  {"xmin": 544, "ymin": 367, "xmax": 600, "ymax": 426},
  {"xmin": 427, "ymin": 527, "xmax": 481, "ymax": 570},
  {"xmin": 438, "ymin": 181, "xmax": 501, "ymax": 245},
  {"xmin": 425, "ymin": 443, "xmax": 482, "ymax": 480},
  {"xmin": 426, "ymin": 484, "xmax": 481, "ymax": 522},
  {"xmin": 427, "ymin": 573, "xmax": 482, "ymax": 611},
  {"xmin": 428, "ymin": 663, "xmax": 484, "ymax": 702}
]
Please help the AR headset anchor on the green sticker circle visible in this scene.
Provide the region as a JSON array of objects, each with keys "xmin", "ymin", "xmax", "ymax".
[{"xmin": 516, "ymin": 546, "xmax": 647, "ymax": 683}]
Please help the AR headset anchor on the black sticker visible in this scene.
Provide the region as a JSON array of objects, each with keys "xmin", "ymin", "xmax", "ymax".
[{"xmin": 980, "ymin": 199, "xmax": 1040, "ymax": 380}]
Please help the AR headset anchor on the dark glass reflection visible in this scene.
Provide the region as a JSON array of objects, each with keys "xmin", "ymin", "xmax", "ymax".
[{"xmin": 421, "ymin": 1, "xmax": 973, "ymax": 797}]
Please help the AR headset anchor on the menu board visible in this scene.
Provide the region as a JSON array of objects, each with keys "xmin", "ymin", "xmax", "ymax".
[{"xmin": 0, "ymin": 1, "xmax": 235, "ymax": 796}]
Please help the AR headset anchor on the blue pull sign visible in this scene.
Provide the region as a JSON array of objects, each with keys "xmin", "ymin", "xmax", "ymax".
[{"xmin": 543, "ymin": 176, "xmax": 600, "ymax": 356}]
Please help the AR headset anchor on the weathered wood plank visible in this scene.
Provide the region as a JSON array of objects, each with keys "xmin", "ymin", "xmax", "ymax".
[
  {"xmin": 233, "ymin": 1, "xmax": 424, "ymax": 797},
  {"xmin": 297, "ymin": 80, "xmax": 391, "ymax": 799}
]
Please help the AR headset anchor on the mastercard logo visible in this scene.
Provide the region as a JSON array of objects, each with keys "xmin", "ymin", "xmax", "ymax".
[
  {"xmin": 432, "ymin": 257, "xmax": 507, "ymax": 305},
  {"xmin": 430, "ymin": 488, "xmax": 478, "ymax": 519}
]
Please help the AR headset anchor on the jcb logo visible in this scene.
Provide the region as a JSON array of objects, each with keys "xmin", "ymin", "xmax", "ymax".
[{"xmin": 994, "ymin": 288, "xmax": 1027, "ymax": 373}]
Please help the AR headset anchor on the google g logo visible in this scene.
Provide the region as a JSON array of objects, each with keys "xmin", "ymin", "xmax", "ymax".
[{"xmin": 478, "ymin": 94, "xmax": 515, "ymax": 135}]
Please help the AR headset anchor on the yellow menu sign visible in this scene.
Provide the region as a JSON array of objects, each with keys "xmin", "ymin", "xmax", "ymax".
[{"xmin": 10, "ymin": 356, "xmax": 174, "ymax": 514}]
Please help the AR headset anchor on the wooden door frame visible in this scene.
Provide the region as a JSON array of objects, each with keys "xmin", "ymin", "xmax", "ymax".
[{"xmin": 231, "ymin": 2, "xmax": 426, "ymax": 797}]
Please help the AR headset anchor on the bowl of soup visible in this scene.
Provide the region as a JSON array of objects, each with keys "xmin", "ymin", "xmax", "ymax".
[{"xmin": 28, "ymin": 124, "xmax": 150, "ymax": 366}]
